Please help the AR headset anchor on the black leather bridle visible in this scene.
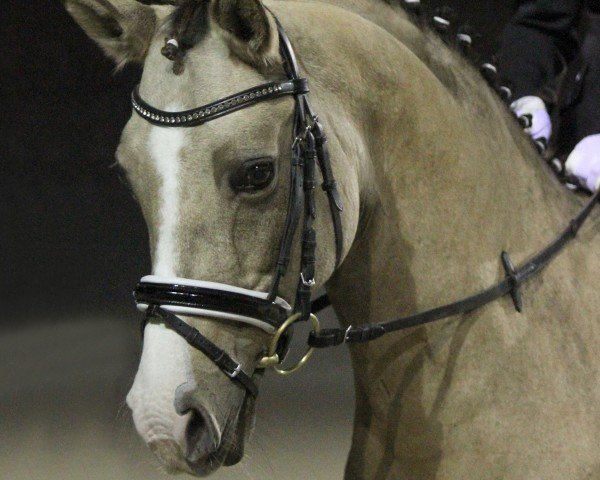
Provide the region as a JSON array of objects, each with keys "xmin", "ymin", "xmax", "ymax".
[
  {"xmin": 132, "ymin": 19, "xmax": 343, "ymax": 397},
  {"xmin": 131, "ymin": 15, "xmax": 600, "ymax": 399}
]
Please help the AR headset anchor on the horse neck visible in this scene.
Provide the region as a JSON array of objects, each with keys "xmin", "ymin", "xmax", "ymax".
[{"xmin": 282, "ymin": 0, "xmax": 583, "ymax": 373}]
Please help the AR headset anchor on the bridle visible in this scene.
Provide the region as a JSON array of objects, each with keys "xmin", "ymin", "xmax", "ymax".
[
  {"xmin": 132, "ymin": 19, "xmax": 344, "ymax": 398},
  {"xmin": 131, "ymin": 15, "xmax": 600, "ymax": 399}
]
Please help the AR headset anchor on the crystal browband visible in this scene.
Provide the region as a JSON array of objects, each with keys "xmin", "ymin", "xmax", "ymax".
[{"xmin": 131, "ymin": 78, "xmax": 309, "ymax": 127}]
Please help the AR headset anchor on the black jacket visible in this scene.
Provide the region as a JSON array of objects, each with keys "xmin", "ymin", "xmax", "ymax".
[{"xmin": 498, "ymin": 0, "xmax": 600, "ymax": 152}]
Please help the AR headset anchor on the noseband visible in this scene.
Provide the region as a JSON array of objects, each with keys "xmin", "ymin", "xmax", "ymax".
[{"xmin": 132, "ymin": 19, "xmax": 344, "ymax": 397}]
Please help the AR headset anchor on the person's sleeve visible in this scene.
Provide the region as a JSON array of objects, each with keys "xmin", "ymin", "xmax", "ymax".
[{"xmin": 498, "ymin": 0, "xmax": 584, "ymax": 99}]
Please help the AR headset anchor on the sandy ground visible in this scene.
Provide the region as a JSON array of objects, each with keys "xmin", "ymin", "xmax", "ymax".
[{"xmin": 0, "ymin": 314, "xmax": 354, "ymax": 480}]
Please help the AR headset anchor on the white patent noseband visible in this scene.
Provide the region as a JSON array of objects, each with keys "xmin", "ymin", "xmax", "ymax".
[{"xmin": 136, "ymin": 275, "xmax": 292, "ymax": 333}]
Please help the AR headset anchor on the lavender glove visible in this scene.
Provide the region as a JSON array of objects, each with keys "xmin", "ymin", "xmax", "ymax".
[
  {"xmin": 565, "ymin": 134, "xmax": 600, "ymax": 192},
  {"xmin": 511, "ymin": 96, "xmax": 552, "ymax": 143}
]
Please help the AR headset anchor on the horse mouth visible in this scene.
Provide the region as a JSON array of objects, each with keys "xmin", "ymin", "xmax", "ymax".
[{"xmin": 185, "ymin": 392, "xmax": 255, "ymax": 476}]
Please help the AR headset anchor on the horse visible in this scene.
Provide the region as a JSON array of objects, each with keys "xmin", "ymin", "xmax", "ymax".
[{"xmin": 63, "ymin": 0, "xmax": 600, "ymax": 478}]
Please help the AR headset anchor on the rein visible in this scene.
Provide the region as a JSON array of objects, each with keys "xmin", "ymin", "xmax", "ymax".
[{"xmin": 309, "ymin": 188, "xmax": 600, "ymax": 348}]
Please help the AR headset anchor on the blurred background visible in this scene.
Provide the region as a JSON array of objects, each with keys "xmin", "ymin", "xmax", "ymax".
[{"xmin": 1, "ymin": 1, "xmax": 511, "ymax": 478}]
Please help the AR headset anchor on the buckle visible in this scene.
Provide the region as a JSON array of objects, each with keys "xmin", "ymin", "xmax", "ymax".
[
  {"xmin": 226, "ymin": 363, "xmax": 242, "ymax": 378},
  {"xmin": 343, "ymin": 325, "xmax": 353, "ymax": 343},
  {"xmin": 300, "ymin": 272, "xmax": 316, "ymax": 287}
]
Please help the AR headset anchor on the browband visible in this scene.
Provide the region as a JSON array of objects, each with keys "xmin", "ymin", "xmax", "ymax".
[{"xmin": 132, "ymin": 78, "xmax": 309, "ymax": 127}]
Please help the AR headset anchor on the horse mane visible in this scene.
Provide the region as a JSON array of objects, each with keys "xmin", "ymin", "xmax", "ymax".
[
  {"xmin": 390, "ymin": 6, "xmax": 538, "ymax": 163},
  {"xmin": 314, "ymin": 0, "xmax": 534, "ymax": 161}
]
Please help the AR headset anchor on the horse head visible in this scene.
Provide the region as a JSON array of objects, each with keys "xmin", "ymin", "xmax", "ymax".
[
  {"xmin": 64, "ymin": 0, "xmax": 352, "ymax": 475},
  {"xmin": 65, "ymin": 0, "xmax": 352, "ymax": 475}
]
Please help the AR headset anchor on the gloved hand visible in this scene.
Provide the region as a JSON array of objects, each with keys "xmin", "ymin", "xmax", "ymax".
[
  {"xmin": 511, "ymin": 96, "xmax": 552, "ymax": 148},
  {"xmin": 565, "ymin": 134, "xmax": 600, "ymax": 192}
]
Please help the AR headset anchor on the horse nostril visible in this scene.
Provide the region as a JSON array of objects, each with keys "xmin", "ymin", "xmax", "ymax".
[
  {"xmin": 174, "ymin": 383, "xmax": 223, "ymax": 462},
  {"xmin": 185, "ymin": 408, "xmax": 221, "ymax": 463}
]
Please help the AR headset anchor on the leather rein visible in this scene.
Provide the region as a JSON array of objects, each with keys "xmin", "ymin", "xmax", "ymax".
[
  {"xmin": 131, "ymin": 16, "xmax": 600, "ymax": 398},
  {"xmin": 309, "ymin": 188, "xmax": 600, "ymax": 347}
]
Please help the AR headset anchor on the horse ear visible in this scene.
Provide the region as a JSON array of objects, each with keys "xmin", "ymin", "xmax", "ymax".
[
  {"xmin": 63, "ymin": 0, "xmax": 159, "ymax": 67},
  {"xmin": 210, "ymin": 0, "xmax": 280, "ymax": 69}
]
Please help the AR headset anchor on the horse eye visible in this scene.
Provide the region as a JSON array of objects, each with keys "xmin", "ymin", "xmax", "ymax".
[{"xmin": 230, "ymin": 159, "xmax": 275, "ymax": 193}]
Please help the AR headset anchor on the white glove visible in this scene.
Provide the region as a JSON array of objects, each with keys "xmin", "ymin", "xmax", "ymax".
[
  {"xmin": 565, "ymin": 134, "xmax": 600, "ymax": 192},
  {"xmin": 511, "ymin": 96, "xmax": 552, "ymax": 145}
]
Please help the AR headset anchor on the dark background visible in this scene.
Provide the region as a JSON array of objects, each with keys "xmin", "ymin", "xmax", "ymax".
[
  {"xmin": 1, "ymin": 0, "xmax": 512, "ymax": 324},
  {"xmin": 1, "ymin": 1, "xmax": 515, "ymax": 479},
  {"xmin": 2, "ymin": 1, "xmax": 148, "ymax": 323}
]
